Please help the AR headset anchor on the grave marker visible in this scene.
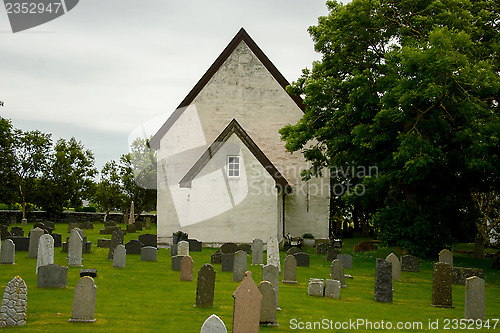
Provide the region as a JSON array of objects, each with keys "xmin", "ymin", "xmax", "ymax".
[
  {"xmin": 0, "ymin": 276, "xmax": 27, "ymax": 327},
  {"xmin": 196, "ymin": 264, "xmax": 216, "ymax": 307},
  {"xmin": 38, "ymin": 264, "xmax": 68, "ymax": 288},
  {"xmin": 337, "ymin": 254, "xmax": 353, "ymax": 269},
  {"xmin": 0, "ymin": 239, "xmax": 15, "ymax": 264},
  {"xmin": 28, "ymin": 227, "xmax": 44, "ymax": 258},
  {"xmin": 385, "ymin": 253, "xmax": 401, "ymax": 281},
  {"xmin": 401, "ymin": 255, "xmax": 419, "ymax": 272},
  {"xmin": 139, "ymin": 233, "xmax": 157, "ymax": 248},
  {"xmin": 69, "ymin": 276, "xmax": 97, "ymax": 323},
  {"xmin": 124, "ymin": 239, "xmax": 143, "ymax": 255},
  {"xmin": 258, "ymin": 281, "xmax": 278, "ymax": 326},
  {"xmin": 266, "ymin": 236, "xmax": 280, "ymax": 271},
  {"xmin": 331, "ymin": 259, "xmax": 346, "ymax": 288},
  {"xmin": 325, "ymin": 279, "xmax": 341, "ymax": 299},
  {"xmin": 282, "ymin": 255, "xmax": 297, "ymax": 284},
  {"xmin": 68, "ymin": 229, "xmax": 83, "ymax": 267},
  {"xmin": 221, "ymin": 253, "xmax": 234, "ymax": 272},
  {"xmin": 262, "ymin": 264, "xmax": 279, "ymax": 308},
  {"xmin": 233, "ymin": 250, "xmax": 247, "ymax": 282},
  {"xmin": 178, "ymin": 240, "xmax": 189, "ymax": 256},
  {"xmin": 251, "ymin": 239, "xmax": 263, "ymax": 265},
  {"xmin": 113, "ymin": 244, "xmax": 126, "ymax": 268},
  {"xmin": 439, "ymin": 249, "xmax": 453, "ymax": 267},
  {"xmin": 172, "ymin": 255, "xmax": 185, "ymax": 270},
  {"xmin": 465, "ymin": 276, "xmax": 485, "ymax": 320},
  {"xmin": 308, "ymin": 278, "xmax": 324, "ymax": 297},
  {"xmin": 294, "ymin": 252, "xmax": 310, "ymax": 267},
  {"xmin": 36, "ymin": 234, "xmax": 54, "ymax": 274},
  {"xmin": 200, "ymin": 314, "xmax": 227, "ymax": 333},
  {"xmin": 141, "ymin": 246, "xmax": 157, "ymax": 261},
  {"xmin": 180, "ymin": 255, "xmax": 194, "ymax": 281},
  {"xmin": 232, "ymin": 271, "xmax": 262, "ymax": 333},
  {"xmin": 374, "ymin": 258, "xmax": 392, "ymax": 303},
  {"xmin": 107, "ymin": 229, "xmax": 124, "ymax": 260},
  {"xmin": 432, "ymin": 262, "xmax": 453, "ymax": 307}
]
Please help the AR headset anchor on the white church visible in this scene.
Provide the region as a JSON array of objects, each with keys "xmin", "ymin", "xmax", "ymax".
[{"xmin": 149, "ymin": 28, "xmax": 330, "ymax": 245}]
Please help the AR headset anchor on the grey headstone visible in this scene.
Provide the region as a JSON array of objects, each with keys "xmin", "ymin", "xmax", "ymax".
[
  {"xmin": 145, "ymin": 217, "xmax": 151, "ymax": 230},
  {"xmin": 113, "ymin": 244, "xmax": 126, "ymax": 268},
  {"xmin": 473, "ymin": 236, "xmax": 484, "ymax": 259},
  {"xmin": 439, "ymin": 249, "xmax": 453, "ymax": 267},
  {"xmin": 0, "ymin": 225, "xmax": 10, "ymax": 241},
  {"xmin": 316, "ymin": 243, "xmax": 329, "ymax": 255},
  {"xmin": 211, "ymin": 252, "xmax": 221, "ymax": 264},
  {"xmin": 262, "ymin": 264, "xmax": 279, "ymax": 308},
  {"xmin": 331, "ymin": 259, "xmax": 346, "ymax": 288},
  {"xmin": 465, "ymin": 276, "xmax": 485, "ymax": 320},
  {"xmin": 83, "ymin": 241, "xmax": 91, "ymax": 254},
  {"xmin": 221, "ymin": 253, "xmax": 234, "ymax": 272},
  {"xmin": 325, "ymin": 279, "xmax": 341, "ymax": 299},
  {"xmin": 286, "ymin": 247, "xmax": 301, "ymax": 256},
  {"xmin": 386, "ymin": 253, "xmax": 401, "ymax": 281},
  {"xmin": 170, "ymin": 244, "xmax": 178, "ymax": 257},
  {"xmin": 138, "ymin": 233, "xmax": 157, "ymax": 248},
  {"xmin": 251, "ymin": 239, "xmax": 263, "ymax": 265},
  {"xmin": 177, "ymin": 240, "xmax": 189, "ymax": 256},
  {"xmin": 188, "ymin": 239, "xmax": 202, "ymax": 252},
  {"xmin": 141, "ymin": 246, "xmax": 157, "ymax": 261},
  {"xmin": 125, "ymin": 240, "xmax": 143, "ymax": 255},
  {"xmin": 52, "ymin": 233, "xmax": 62, "ymax": 247},
  {"xmin": 432, "ymin": 262, "xmax": 452, "ymax": 307},
  {"xmin": 307, "ymin": 278, "xmax": 324, "ymax": 297},
  {"xmin": 282, "ymin": 255, "xmax": 297, "ymax": 284},
  {"xmin": 233, "ymin": 250, "xmax": 247, "ymax": 282},
  {"xmin": 68, "ymin": 229, "xmax": 83, "ymax": 267},
  {"xmin": 325, "ymin": 246, "xmax": 340, "ymax": 262},
  {"xmin": 375, "ymin": 258, "xmax": 393, "ymax": 303},
  {"xmin": 172, "ymin": 255, "xmax": 185, "ymax": 270},
  {"xmin": 28, "ymin": 227, "xmax": 44, "ymax": 258},
  {"xmin": 68, "ymin": 276, "xmax": 96, "ymax": 323},
  {"xmin": 337, "ymin": 254, "xmax": 353, "ymax": 269},
  {"xmin": 9, "ymin": 237, "xmax": 29, "ymax": 251},
  {"xmin": 200, "ymin": 314, "xmax": 227, "ymax": 333},
  {"xmin": 401, "ymin": 255, "xmax": 419, "ymax": 272},
  {"xmin": 0, "ymin": 239, "xmax": 15, "ymax": 264},
  {"xmin": 0, "ymin": 276, "xmax": 27, "ymax": 327},
  {"xmin": 258, "ymin": 281, "xmax": 278, "ymax": 326},
  {"xmin": 107, "ymin": 229, "xmax": 124, "ymax": 260},
  {"xmin": 451, "ymin": 267, "xmax": 483, "ymax": 285},
  {"xmin": 266, "ymin": 237, "xmax": 280, "ymax": 271},
  {"xmin": 38, "ymin": 264, "xmax": 68, "ymax": 288},
  {"xmin": 220, "ymin": 242, "xmax": 238, "ymax": 254},
  {"xmin": 293, "ymin": 252, "xmax": 310, "ymax": 267},
  {"xmin": 36, "ymin": 234, "xmax": 54, "ymax": 274},
  {"xmin": 97, "ymin": 239, "xmax": 111, "ymax": 248},
  {"xmin": 196, "ymin": 264, "xmax": 216, "ymax": 307}
]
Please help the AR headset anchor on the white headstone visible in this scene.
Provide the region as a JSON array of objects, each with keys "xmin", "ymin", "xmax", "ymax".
[
  {"xmin": 36, "ymin": 234, "xmax": 54, "ymax": 274},
  {"xmin": 200, "ymin": 314, "xmax": 227, "ymax": 333},
  {"xmin": 439, "ymin": 249, "xmax": 453, "ymax": 267},
  {"xmin": 0, "ymin": 239, "xmax": 15, "ymax": 264},
  {"xmin": 113, "ymin": 244, "xmax": 126, "ymax": 268},
  {"xmin": 178, "ymin": 240, "xmax": 189, "ymax": 256},
  {"xmin": 266, "ymin": 236, "xmax": 280, "ymax": 271},
  {"xmin": 68, "ymin": 229, "xmax": 83, "ymax": 267},
  {"xmin": 385, "ymin": 253, "xmax": 401, "ymax": 281}
]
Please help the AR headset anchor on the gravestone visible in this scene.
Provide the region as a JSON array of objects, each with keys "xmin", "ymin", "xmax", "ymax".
[
  {"xmin": 337, "ymin": 254, "xmax": 353, "ymax": 269},
  {"xmin": 232, "ymin": 271, "xmax": 262, "ymax": 333},
  {"xmin": 80, "ymin": 269, "xmax": 97, "ymax": 278},
  {"xmin": 10, "ymin": 216, "xmax": 17, "ymax": 224},
  {"xmin": 211, "ymin": 252, "xmax": 221, "ymax": 264},
  {"xmin": 107, "ymin": 229, "xmax": 124, "ymax": 260},
  {"xmin": 68, "ymin": 222, "xmax": 81, "ymax": 233},
  {"xmin": 307, "ymin": 278, "xmax": 324, "ymax": 297},
  {"xmin": 9, "ymin": 237, "xmax": 29, "ymax": 251},
  {"xmin": 374, "ymin": 258, "xmax": 393, "ymax": 303},
  {"xmin": 0, "ymin": 239, "xmax": 15, "ymax": 264},
  {"xmin": 325, "ymin": 279, "xmax": 341, "ymax": 299},
  {"xmin": 172, "ymin": 255, "xmax": 185, "ymax": 270},
  {"xmin": 221, "ymin": 253, "xmax": 234, "ymax": 272},
  {"xmin": 465, "ymin": 276, "xmax": 485, "ymax": 320},
  {"xmin": 200, "ymin": 314, "xmax": 227, "ymax": 333},
  {"xmin": 126, "ymin": 224, "xmax": 136, "ymax": 233},
  {"xmin": 233, "ymin": 250, "xmax": 247, "ymax": 282},
  {"xmin": 473, "ymin": 236, "xmax": 484, "ymax": 259},
  {"xmin": 316, "ymin": 243, "xmax": 329, "ymax": 255},
  {"xmin": 0, "ymin": 276, "xmax": 27, "ymax": 327},
  {"xmin": 188, "ymin": 239, "xmax": 202, "ymax": 252},
  {"xmin": 138, "ymin": 234, "xmax": 157, "ymax": 248},
  {"xmin": 0, "ymin": 225, "xmax": 10, "ymax": 241},
  {"xmin": 451, "ymin": 267, "xmax": 483, "ymax": 285},
  {"xmin": 170, "ymin": 244, "xmax": 178, "ymax": 257},
  {"xmin": 69, "ymin": 276, "xmax": 97, "ymax": 323},
  {"xmin": 385, "ymin": 253, "xmax": 401, "ymax": 281},
  {"xmin": 282, "ymin": 255, "xmax": 297, "ymax": 284},
  {"xmin": 141, "ymin": 246, "xmax": 157, "ymax": 261},
  {"xmin": 180, "ymin": 255, "xmax": 194, "ymax": 281},
  {"xmin": 237, "ymin": 244, "xmax": 252, "ymax": 254},
  {"xmin": 294, "ymin": 252, "xmax": 310, "ymax": 267},
  {"xmin": 21, "ymin": 218, "xmax": 27, "ymax": 226},
  {"xmin": 124, "ymin": 240, "xmax": 143, "ymax": 255},
  {"xmin": 432, "ymin": 262, "xmax": 453, "ymax": 307},
  {"xmin": 82, "ymin": 221, "xmax": 94, "ymax": 230},
  {"xmin": 286, "ymin": 247, "xmax": 301, "ymax": 256},
  {"xmin": 38, "ymin": 264, "xmax": 68, "ymax": 288},
  {"xmin": 196, "ymin": 264, "xmax": 216, "ymax": 307},
  {"xmin": 331, "ymin": 259, "xmax": 346, "ymax": 288},
  {"xmin": 258, "ymin": 281, "xmax": 278, "ymax": 326},
  {"xmin": 145, "ymin": 217, "xmax": 151, "ymax": 230},
  {"xmin": 33, "ymin": 222, "xmax": 46, "ymax": 231},
  {"xmin": 177, "ymin": 240, "xmax": 189, "ymax": 256},
  {"xmin": 220, "ymin": 242, "xmax": 238, "ymax": 254},
  {"xmin": 251, "ymin": 239, "xmax": 263, "ymax": 265},
  {"xmin": 36, "ymin": 234, "xmax": 54, "ymax": 274},
  {"xmin": 97, "ymin": 239, "xmax": 111, "ymax": 248},
  {"xmin": 492, "ymin": 252, "xmax": 500, "ymax": 270},
  {"xmin": 325, "ymin": 247, "xmax": 340, "ymax": 262},
  {"xmin": 113, "ymin": 244, "xmax": 126, "ymax": 268},
  {"xmin": 262, "ymin": 264, "xmax": 279, "ymax": 308},
  {"xmin": 68, "ymin": 229, "xmax": 83, "ymax": 267},
  {"xmin": 401, "ymin": 255, "xmax": 419, "ymax": 272},
  {"xmin": 266, "ymin": 236, "xmax": 280, "ymax": 271},
  {"xmin": 28, "ymin": 227, "xmax": 44, "ymax": 259},
  {"xmin": 10, "ymin": 227, "xmax": 23, "ymax": 237},
  {"xmin": 439, "ymin": 249, "xmax": 453, "ymax": 267},
  {"xmin": 52, "ymin": 233, "xmax": 62, "ymax": 248}
]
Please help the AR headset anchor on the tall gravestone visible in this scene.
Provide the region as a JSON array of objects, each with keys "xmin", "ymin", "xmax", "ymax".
[
  {"xmin": 439, "ymin": 249, "xmax": 453, "ymax": 267},
  {"xmin": 251, "ymin": 239, "xmax": 263, "ymax": 265},
  {"xmin": 0, "ymin": 239, "xmax": 15, "ymax": 264},
  {"xmin": 0, "ymin": 276, "xmax": 27, "ymax": 327},
  {"xmin": 200, "ymin": 314, "xmax": 227, "ymax": 333},
  {"xmin": 401, "ymin": 255, "xmax": 419, "ymax": 272},
  {"xmin": 258, "ymin": 281, "xmax": 278, "ymax": 326},
  {"xmin": 262, "ymin": 264, "xmax": 279, "ymax": 308},
  {"xmin": 385, "ymin": 253, "xmax": 401, "ymax": 281},
  {"xmin": 266, "ymin": 236, "xmax": 280, "ymax": 271},
  {"xmin": 233, "ymin": 250, "xmax": 247, "ymax": 282},
  {"xmin": 28, "ymin": 227, "xmax": 44, "ymax": 259},
  {"xmin": 473, "ymin": 236, "xmax": 484, "ymax": 259},
  {"xmin": 68, "ymin": 229, "xmax": 83, "ymax": 267},
  {"xmin": 36, "ymin": 234, "xmax": 54, "ymax": 274},
  {"xmin": 172, "ymin": 255, "xmax": 185, "ymax": 271},
  {"xmin": 37, "ymin": 264, "xmax": 68, "ymax": 288},
  {"xmin": 282, "ymin": 255, "xmax": 297, "ymax": 284},
  {"xmin": 331, "ymin": 259, "xmax": 346, "ymax": 288},
  {"xmin": 180, "ymin": 255, "xmax": 194, "ymax": 281},
  {"xmin": 196, "ymin": 264, "xmax": 216, "ymax": 307},
  {"xmin": 107, "ymin": 229, "xmax": 124, "ymax": 260},
  {"xmin": 465, "ymin": 276, "xmax": 485, "ymax": 320},
  {"xmin": 432, "ymin": 262, "xmax": 453, "ymax": 307},
  {"xmin": 374, "ymin": 258, "xmax": 392, "ymax": 303},
  {"xmin": 178, "ymin": 240, "xmax": 190, "ymax": 256},
  {"xmin": 221, "ymin": 253, "xmax": 234, "ymax": 272},
  {"xmin": 113, "ymin": 244, "xmax": 126, "ymax": 268},
  {"xmin": 232, "ymin": 271, "xmax": 262, "ymax": 333},
  {"xmin": 69, "ymin": 276, "xmax": 97, "ymax": 323}
]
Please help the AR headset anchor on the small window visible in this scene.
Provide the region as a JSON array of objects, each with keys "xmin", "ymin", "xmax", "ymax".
[{"xmin": 227, "ymin": 156, "xmax": 240, "ymax": 177}]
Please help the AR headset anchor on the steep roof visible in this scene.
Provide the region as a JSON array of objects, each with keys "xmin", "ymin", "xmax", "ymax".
[
  {"xmin": 149, "ymin": 28, "xmax": 304, "ymax": 149},
  {"xmin": 179, "ymin": 119, "xmax": 291, "ymax": 193}
]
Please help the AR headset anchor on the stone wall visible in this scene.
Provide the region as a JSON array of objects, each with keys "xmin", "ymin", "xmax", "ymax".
[{"xmin": 0, "ymin": 211, "xmax": 157, "ymax": 225}]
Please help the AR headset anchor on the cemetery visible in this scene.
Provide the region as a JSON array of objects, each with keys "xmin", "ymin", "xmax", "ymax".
[{"xmin": 0, "ymin": 221, "xmax": 498, "ymax": 332}]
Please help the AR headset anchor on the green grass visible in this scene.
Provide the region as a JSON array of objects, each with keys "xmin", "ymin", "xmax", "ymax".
[{"xmin": 2, "ymin": 223, "xmax": 500, "ymax": 332}]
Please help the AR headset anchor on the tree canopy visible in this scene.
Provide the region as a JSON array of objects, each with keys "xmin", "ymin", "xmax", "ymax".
[{"xmin": 280, "ymin": 0, "xmax": 500, "ymax": 257}]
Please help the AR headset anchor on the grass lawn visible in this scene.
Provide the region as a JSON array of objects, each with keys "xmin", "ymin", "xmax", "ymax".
[{"xmin": 1, "ymin": 222, "xmax": 499, "ymax": 332}]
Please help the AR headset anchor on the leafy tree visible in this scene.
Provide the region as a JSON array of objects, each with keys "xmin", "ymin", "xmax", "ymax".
[
  {"xmin": 93, "ymin": 160, "xmax": 124, "ymax": 221},
  {"xmin": 0, "ymin": 117, "xmax": 17, "ymax": 205},
  {"xmin": 280, "ymin": 0, "xmax": 499, "ymax": 257}
]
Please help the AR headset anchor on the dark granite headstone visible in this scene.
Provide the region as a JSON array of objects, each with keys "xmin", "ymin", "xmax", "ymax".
[
  {"xmin": 44, "ymin": 221, "xmax": 55, "ymax": 231},
  {"xmin": 170, "ymin": 244, "xmax": 178, "ymax": 256},
  {"xmin": 451, "ymin": 267, "xmax": 483, "ymax": 285},
  {"xmin": 125, "ymin": 240, "xmax": 143, "ymax": 254},
  {"xmin": 108, "ymin": 230, "xmax": 124, "ymax": 260},
  {"xmin": 172, "ymin": 255, "xmax": 185, "ymax": 271},
  {"xmin": 220, "ymin": 242, "xmax": 238, "ymax": 254},
  {"xmin": 10, "ymin": 227, "xmax": 24, "ymax": 237},
  {"xmin": 196, "ymin": 264, "xmax": 216, "ymax": 307},
  {"xmin": 325, "ymin": 247, "xmax": 340, "ymax": 262},
  {"xmin": 1, "ymin": 226, "xmax": 11, "ymax": 241},
  {"xmin": 83, "ymin": 241, "xmax": 91, "ymax": 254},
  {"xmin": 8, "ymin": 237, "xmax": 29, "ymax": 251},
  {"xmin": 432, "ymin": 262, "xmax": 453, "ymax": 307},
  {"xmin": 287, "ymin": 247, "xmax": 302, "ymax": 256},
  {"xmin": 188, "ymin": 239, "xmax": 202, "ymax": 252},
  {"xmin": 316, "ymin": 243, "xmax": 329, "ymax": 255},
  {"xmin": 38, "ymin": 264, "xmax": 68, "ymax": 288},
  {"xmin": 237, "ymin": 244, "xmax": 252, "ymax": 254},
  {"xmin": 374, "ymin": 258, "xmax": 393, "ymax": 303},
  {"xmin": 139, "ymin": 234, "xmax": 157, "ymax": 248},
  {"xmin": 68, "ymin": 222, "xmax": 81, "ymax": 233},
  {"xmin": 294, "ymin": 252, "xmax": 310, "ymax": 267},
  {"xmin": 221, "ymin": 253, "xmax": 234, "ymax": 272},
  {"xmin": 401, "ymin": 255, "xmax": 419, "ymax": 272},
  {"xmin": 33, "ymin": 222, "xmax": 46, "ymax": 230},
  {"xmin": 211, "ymin": 252, "xmax": 221, "ymax": 264},
  {"xmin": 52, "ymin": 233, "xmax": 62, "ymax": 248},
  {"xmin": 80, "ymin": 269, "xmax": 97, "ymax": 278}
]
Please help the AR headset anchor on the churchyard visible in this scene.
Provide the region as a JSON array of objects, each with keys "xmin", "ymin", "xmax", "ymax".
[{"xmin": 1, "ymin": 222, "xmax": 499, "ymax": 332}]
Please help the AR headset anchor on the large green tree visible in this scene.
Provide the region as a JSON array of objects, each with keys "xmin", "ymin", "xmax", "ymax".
[
  {"xmin": 92, "ymin": 160, "xmax": 124, "ymax": 221},
  {"xmin": 0, "ymin": 117, "xmax": 17, "ymax": 205},
  {"xmin": 281, "ymin": 0, "xmax": 499, "ymax": 257}
]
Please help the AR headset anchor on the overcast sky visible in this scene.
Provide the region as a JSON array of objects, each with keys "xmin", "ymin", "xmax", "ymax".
[{"xmin": 1, "ymin": 0, "xmax": 349, "ymax": 172}]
